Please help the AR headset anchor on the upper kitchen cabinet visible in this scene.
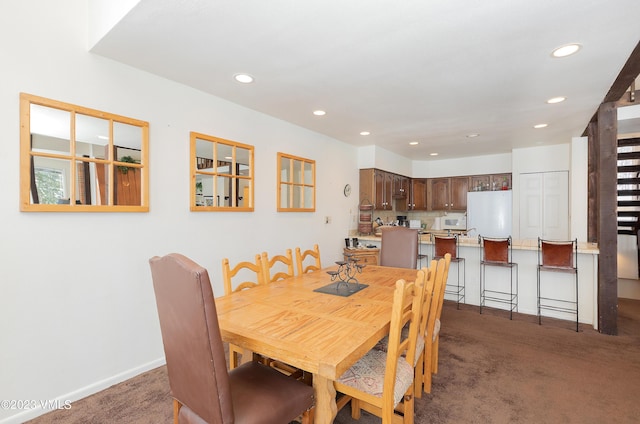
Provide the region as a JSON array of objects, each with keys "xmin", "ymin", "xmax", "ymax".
[
  {"xmin": 360, "ymin": 168, "xmax": 404, "ymax": 211},
  {"xmin": 409, "ymin": 178, "xmax": 428, "ymax": 210},
  {"xmin": 428, "ymin": 177, "xmax": 469, "ymax": 211},
  {"xmin": 491, "ymin": 173, "xmax": 512, "ymax": 191},
  {"xmin": 393, "ymin": 174, "xmax": 409, "ymax": 198}
]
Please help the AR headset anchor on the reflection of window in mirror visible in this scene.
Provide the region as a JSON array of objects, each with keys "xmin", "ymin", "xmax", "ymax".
[
  {"xmin": 190, "ymin": 132, "xmax": 254, "ymax": 211},
  {"xmin": 277, "ymin": 152, "xmax": 316, "ymax": 212},
  {"xmin": 20, "ymin": 93, "xmax": 149, "ymax": 212}
]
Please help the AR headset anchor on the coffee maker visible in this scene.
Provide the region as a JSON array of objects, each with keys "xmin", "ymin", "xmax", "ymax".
[{"xmin": 396, "ymin": 215, "xmax": 408, "ymax": 227}]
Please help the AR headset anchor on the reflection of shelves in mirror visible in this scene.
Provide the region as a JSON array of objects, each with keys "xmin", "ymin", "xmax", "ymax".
[{"xmin": 195, "ymin": 194, "xmax": 204, "ymax": 206}]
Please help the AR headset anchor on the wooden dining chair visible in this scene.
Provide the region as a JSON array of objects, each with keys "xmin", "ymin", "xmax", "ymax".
[
  {"xmin": 419, "ymin": 254, "xmax": 450, "ymax": 395},
  {"xmin": 295, "ymin": 244, "xmax": 322, "ymax": 276},
  {"xmin": 221, "ymin": 254, "xmax": 264, "ymax": 369},
  {"xmin": 334, "ymin": 272, "xmax": 425, "ymax": 424},
  {"xmin": 429, "ymin": 253, "xmax": 451, "ymax": 382},
  {"xmin": 261, "ymin": 249, "xmax": 295, "ymax": 282},
  {"xmin": 149, "ymin": 253, "xmax": 314, "ymax": 424}
]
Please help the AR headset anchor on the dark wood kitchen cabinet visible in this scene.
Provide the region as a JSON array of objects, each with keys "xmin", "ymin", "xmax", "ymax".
[
  {"xmin": 409, "ymin": 178, "xmax": 428, "ymax": 210},
  {"xmin": 428, "ymin": 177, "xmax": 469, "ymax": 211},
  {"xmin": 360, "ymin": 168, "xmax": 393, "ymax": 210}
]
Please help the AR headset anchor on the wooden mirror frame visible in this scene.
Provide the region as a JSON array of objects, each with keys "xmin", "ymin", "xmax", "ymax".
[
  {"xmin": 20, "ymin": 93, "xmax": 149, "ymax": 212},
  {"xmin": 277, "ymin": 152, "xmax": 316, "ymax": 212},
  {"xmin": 190, "ymin": 132, "xmax": 254, "ymax": 212}
]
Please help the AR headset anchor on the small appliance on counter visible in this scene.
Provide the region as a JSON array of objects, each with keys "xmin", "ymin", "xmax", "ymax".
[
  {"xmin": 409, "ymin": 219, "xmax": 421, "ymax": 229},
  {"xmin": 441, "ymin": 213, "xmax": 467, "ymax": 231}
]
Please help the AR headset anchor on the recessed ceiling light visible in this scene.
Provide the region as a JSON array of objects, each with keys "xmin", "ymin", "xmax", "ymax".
[
  {"xmin": 225, "ymin": 156, "xmax": 233, "ymax": 160},
  {"xmin": 234, "ymin": 73, "xmax": 254, "ymax": 83},
  {"xmin": 547, "ymin": 96, "xmax": 566, "ymax": 104},
  {"xmin": 360, "ymin": 131, "xmax": 370, "ymax": 136},
  {"xmin": 313, "ymin": 110, "xmax": 326, "ymax": 116},
  {"xmin": 409, "ymin": 141, "xmax": 419, "ymax": 145},
  {"xmin": 98, "ymin": 135, "xmax": 109, "ymax": 140},
  {"xmin": 534, "ymin": 123, "xmax": 548, "ymax": 129},
  {"xmin": 430, "ymin": 152, "xmax": 438, "ymax": 156},
  {"xmin": 466, "ymin": 133, "xmax": 479, "ymax": 138},
  {"xmin": 551, "ymin": 43, "xmax": 582, "ymax": 58}
]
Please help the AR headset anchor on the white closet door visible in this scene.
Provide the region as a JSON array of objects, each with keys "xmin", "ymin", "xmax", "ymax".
[
  {"xmin": 519, "ymin": 171, "xmax": 569, "ymax": 240},
  {"xmin": 543, "ymin": 171, "xmax": 569, "ymax": 240}
]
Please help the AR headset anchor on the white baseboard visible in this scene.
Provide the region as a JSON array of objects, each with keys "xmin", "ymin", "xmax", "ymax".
[{"xmin": 0, "ymin": 358, "xmax": 166, "ymax": 424}]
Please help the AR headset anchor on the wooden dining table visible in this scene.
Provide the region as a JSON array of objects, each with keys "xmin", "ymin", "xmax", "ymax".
[{"xmin": 215, "ymin": 263, "xmax": 421, "ymax": 424}]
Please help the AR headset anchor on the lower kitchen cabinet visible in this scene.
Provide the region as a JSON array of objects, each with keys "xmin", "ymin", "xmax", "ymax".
[{"xmin": 343, "ymin": 247, "xmax": 379, "ymax": 265}]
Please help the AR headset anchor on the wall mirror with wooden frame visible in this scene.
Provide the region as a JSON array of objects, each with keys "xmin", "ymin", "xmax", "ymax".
[
  {"xmin": 277, "ymin": 152, "xmax": 315, "ymax": 212},
  {"xmin": 191, "ymin": 132, "xmax": 254, "ymax": 211},
  {"xmin": 20, "ymin": 93, "xmax": 149, "ymax": 212}
]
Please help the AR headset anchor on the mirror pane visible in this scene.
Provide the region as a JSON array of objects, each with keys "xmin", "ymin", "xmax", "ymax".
[
  {"xmin": 293, "ymin": 159, "xmax": 302, "ymax": 184},
  {"xmin": 304, "ymin": 186, "xmax": 314, "ymax": 208},
  {"xmin": 114, "ymin": 163, "xmax": 142, "ymax": 206},
  {"xmin": 196, "ymin": 138, "xmax": 214, "ymax": 170},
  {"xmin": 237, "ymin": 146, "xmax": 251, "ymax": 175},
  {"xmin": 293, "ymin": 185, "xmax": 302, "ymax": 208},
  {"xmin": 76, "ymin": 114, "xmax": 109, "ymax": 158},
  {"xmin": 280, "ymin": 183, "xmax": 290, "ymax": 209},
  {"xmin": 280, "ymin": 156, "xmax": 291, "ymax": 183},
  {"xmin": 31, "ymin": 156, "xmax": 71, "ymax": 204},
  {"xmin": 218, "ymin": 175, "xmax": 231, "ymax": 207},
  {"xmin": 30, "ymin": 104, "xmax": 71, "ymax": 153},
  {"xmin": 114, "ymin": 121, "xmax": 143, "ymax": 154},
  {"xmin": 304, "ymin": 161, "xmax": 313, "ymax": 184},
  {"xmin": 196, "ymin": 174, "xmax": 214, "ymax": 206},
  {"xmin": 217, "ymin": 144, "xmax": 233, "ymax": 174},
  {"xmin": 238, "ymin": 179, "xmax": 251, "ymax": 208}
]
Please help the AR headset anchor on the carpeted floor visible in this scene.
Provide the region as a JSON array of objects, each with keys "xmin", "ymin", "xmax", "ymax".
[{"xmin": 27, "ymin": 298, "xmax": 640, "ymax": 424}]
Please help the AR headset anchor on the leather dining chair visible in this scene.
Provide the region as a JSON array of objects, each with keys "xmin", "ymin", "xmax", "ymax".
[
  {"xmin": 149, "ymin": 253, "xmax": 314, "ymax": 424},
  {"xmin": 221, "ymin": 254, "xmax": 264, "ymax": 370},
  {"xmin": 295, "ymin": 244, "xmax": 322, "ymax": 276},
  {"xmin": 379, "ymin": 226, "xmax": 419, "ymax": 269},
  {"xmin": 334, "ymin": 272, "xmax": 425, "ymax": 424}
]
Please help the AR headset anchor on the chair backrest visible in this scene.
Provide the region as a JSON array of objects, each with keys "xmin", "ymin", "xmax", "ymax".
[
  {"xmin": 379, "ymin": 226, "xmax": 419, "ymax": 268},
  {"xmin": 419, "ymin": 260, "xmax": 438, "ymax": 339},
  {"xmin": 149, "ymin": 253, "xmax": 233, "ymax": 424},
  {"xmin": 434, "ymin": 253, "xmax": 452, "ymax": 323},
  {"xmin": 295, "ymin": 244, "xmax": 322, "ymax": 276},
  {"xmin": 480, "ymin": 235, "xmax": 511, "ymax": 263},
  {"xmin": 433, "ymin": 235, "xmax": 458, "ymax": 259},
  {"xmin": 538, "ymin": 238, "xmax": 578, "ymax": 270},
  {"xmin": 261, "ymin": 249, "xmax": 295, "ymax": 282},
  {"xmin": 382, "ymin": 273, "xmax": 425, "ymax": 419},
  {"xmin": 222, "ymin": 254, "xmax": 264, "ymax": 295},
  {"xmin": 425, "ymin": 256, "xmax": 448, "ymax": 341}
]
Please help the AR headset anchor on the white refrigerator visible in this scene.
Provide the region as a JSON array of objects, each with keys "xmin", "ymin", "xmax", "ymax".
[{"xmin": 466, "ymin": 190, "xmax": 513, "ymax": 238}]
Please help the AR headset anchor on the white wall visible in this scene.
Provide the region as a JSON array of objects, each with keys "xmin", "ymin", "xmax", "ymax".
[
  {"xmin": 357, "ymin": 145, "xmax": 413, "ymax": 176},
  {"xmin": 0, "ymin": 2, "xmax": 361, "ymax": 422},
  {"xmin": 412, "ymin": 152, "xmax": 512, "ymax": 178}
]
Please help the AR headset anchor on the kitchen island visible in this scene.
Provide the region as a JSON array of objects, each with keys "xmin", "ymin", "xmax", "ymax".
[{"xmin": 356, "ymin": 234, "xmax": 600, "ymax": 329}]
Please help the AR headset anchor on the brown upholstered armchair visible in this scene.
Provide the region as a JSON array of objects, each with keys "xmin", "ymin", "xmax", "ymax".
[
  {"xmin": 149, "ymin": 253, "xmax": 314, "ymax": 424},
  {"xmin": 379, "ymin": 226, "xmax": 419, "ymax": 269}
]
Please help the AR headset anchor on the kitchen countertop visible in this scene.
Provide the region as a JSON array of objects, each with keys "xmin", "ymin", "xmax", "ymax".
[{"xmin": 357, "ymin": 233, "xmax": 599, "ymax": 255}]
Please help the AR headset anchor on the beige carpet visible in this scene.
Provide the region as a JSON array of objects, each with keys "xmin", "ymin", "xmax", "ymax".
[{"xmin": 27, "ymin": 298, "xmax": 640, "ymax": 424}]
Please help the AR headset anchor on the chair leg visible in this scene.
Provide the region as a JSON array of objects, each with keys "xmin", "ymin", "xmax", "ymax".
[
  {"xmin": 173, "ymin": 399, "xmax": 181, "ymax": 424},
  {"xmin": 414, "ymin": 351, "xmax": 424, "ymax": 399},
  {"xmin": 301, "ymin": 407, "xmax": 314, "ymax": 424},
  {"xmin": 351, "ymin": 397, "xmax": 362, "ymax": 420},
  {"xmin": 402, "ymin": 393, "xmax": 415, "ymax": 424},
  {"xmin": 423, "ymin": 340, "xmax": 433, "ymax": 394},
  {"xmin": 432, "ymin": 335, "xmax": 440, "ymax": 374}
]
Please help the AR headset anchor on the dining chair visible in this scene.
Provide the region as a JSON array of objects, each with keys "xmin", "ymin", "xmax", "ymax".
[
  {"xmin": 295, "ymin": 244, "xmax": 322, "ymax": 276},
  {"xmin": 479, "ymin": 235, "xmax": 519, "ymax": 319},
  {"xmin": 334, "ymin": 272, "xmax": 425, "ymax": 424},
  {"xmin": 221, "ymin": 254, "xmax": 264, "ymax": 369},
  {"xmin": 149, "ymin": 253, "xmax": 314, "ymax": 424},
  {"xmin": 432, "ymin": 234, "xmax": 465, "ymax": 308},
  {"xmin": 418, "ymin": 254, "xmax": 450, "ymax": 395},
  {"xmin": 429, "ymin": 253, "xmax": 451, "ymax": 384},
  {"xmin": 537, "ymin": 237, "xmax": 579, "ymax": 332},
  {"xmin": 261, "ymin": 249, "xmax": 295, "ymax": 282},
  {"xmin": 379, "ymin": 226, "xmax": 419, "ymax": 269}
]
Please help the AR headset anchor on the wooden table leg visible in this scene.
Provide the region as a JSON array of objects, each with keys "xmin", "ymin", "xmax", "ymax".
[{"xmin": 313, "ymin": 375, "xmax": 337, "ymax": 424}]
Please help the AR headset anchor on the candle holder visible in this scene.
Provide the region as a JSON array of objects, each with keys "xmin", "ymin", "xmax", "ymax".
[{"xmin": 319, "ymin": 254, "xmax": 368, "ymax": 295}]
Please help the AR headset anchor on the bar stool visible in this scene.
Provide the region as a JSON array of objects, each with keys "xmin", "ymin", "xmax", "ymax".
[
  {"xmin": 537, "ymin": 238, "xmax": 579, "ymax": 332},
  {"xmin": 432, "ymin": 234, "xmax": 465, "ymax": 308},
  {"xmin": 479, "ymin": 235, "xmax": 518, "ymax": 319}
]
